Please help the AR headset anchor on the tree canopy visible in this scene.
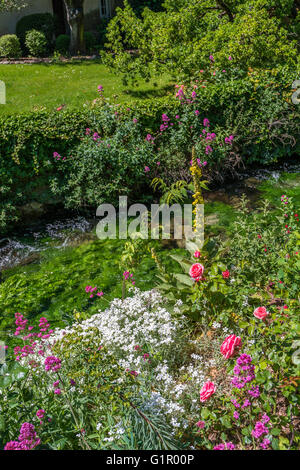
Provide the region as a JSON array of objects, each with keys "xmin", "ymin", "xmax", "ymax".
[
  {"xmin": 0, "ymin": 0, "xmax": 28, "ymax": 12},
  {"xmin": 103, "ymin": 0, "xmax": 299, "ymax": 84}
]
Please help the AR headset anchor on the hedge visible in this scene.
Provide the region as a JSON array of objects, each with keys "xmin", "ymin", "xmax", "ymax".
[{"xmin": 0, "ymin": 66, "xmax": 299, "ymax": 234}]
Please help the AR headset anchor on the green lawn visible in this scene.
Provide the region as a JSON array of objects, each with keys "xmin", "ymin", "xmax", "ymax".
[{"xmin": 0, "ymin": 60, "xmax": 173, "ymax": 114}]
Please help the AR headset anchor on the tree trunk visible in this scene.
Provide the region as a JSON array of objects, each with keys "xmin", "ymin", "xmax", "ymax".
[{"xmin": 64, "ymin": 0, "xmax": 85, "ymax": 55}]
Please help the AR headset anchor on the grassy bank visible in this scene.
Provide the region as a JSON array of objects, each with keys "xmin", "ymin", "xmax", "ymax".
[{"xmin": 0, "ymin": 61, "xmax": 172, "ymax": 114}]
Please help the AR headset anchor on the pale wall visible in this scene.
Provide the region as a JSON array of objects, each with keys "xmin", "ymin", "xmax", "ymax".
[
  {"xmin": 0, "ymin": 0, "xmax": 53, "ymax": 35},
  {"xmin": 0, "ymin": 1, "xmax": 123, "ymax": 36}
]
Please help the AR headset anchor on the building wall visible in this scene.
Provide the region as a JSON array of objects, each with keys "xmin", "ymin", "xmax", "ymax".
[
  {"xmin": 84, "ymin": 0, "xmax": 124, "ymax": 31},
  {"xmin": 0, "ymin": 0, "xmax": 124, "ymax": 36},
  {"xmin": 0, "ymin": 0, "xmax": 53, "ymax": 35}
]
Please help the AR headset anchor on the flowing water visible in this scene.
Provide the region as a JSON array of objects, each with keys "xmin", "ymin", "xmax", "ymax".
[
  {"xmin": 0, "ymin": 165, "xmax": 299, "ymax": 274},
  {"xmin": 0, "ymin": 216, "xmax": 94, "ymax": 272}
]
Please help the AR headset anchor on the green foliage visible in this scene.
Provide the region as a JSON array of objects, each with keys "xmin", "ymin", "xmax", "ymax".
[
  {"xmin": 0, "ymin": 0, "xmax": 28, "ymax": 12},
  {"xmin": 103, "ymin": 0, "xmax": 298, "ymax": 83},
  {"xmin": 84, "ymin": 32, "xmax": 96, "ymax": 54},
  {"xmin": 0, "ymin": 68, "xmax": 299, "ymax": 234},
  {"xmin": 25, "ymin": 29, "xmax": 48, "ymax": 57},
  {"xmin": 55, "ymin": 34, "xmax": 70, "ymax": 55},
  {"xmin": 16, "ymin": 13, "xmax": 55, "ymax": 50},
  {"xmin": 151, "ymin": 177, "xmax": 190, "ymax": 204},
  {"xmin": 0, "ymin": 34, "xmax": 21, "ymax": 58}
]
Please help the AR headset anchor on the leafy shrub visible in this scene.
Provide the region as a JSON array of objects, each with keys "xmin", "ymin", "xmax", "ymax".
[
  {"xmin": 84, "ymin": 31, "xmax": 95, "ymax": 54},
  {"xmin": 0, "ymin": 290, "xmax": 184, "ymax": 450},
  {"xmin": 95, "ymin": 18, "xmax": 110, "ymax": 47},
  {"xmin": 55, "ymin": 34, "xmax": 70, "ymax": 55},
  {"xmin": 25, "ymin": 29, "xmax": 48, "ymax": 57},
  {"xmin": 16, "ymin": 13, "xmax": 54, "ymax": 51},
  {"xmin": 0, "ymin": 34, "xmax": 21, "ymax": 58},
  {"xmin": 103, "ymin": 0, "xmax": 298, "ymax": 84},
  {"xmin": 0, "ymin": 72, "xmax": 299, "ymax": 234}
]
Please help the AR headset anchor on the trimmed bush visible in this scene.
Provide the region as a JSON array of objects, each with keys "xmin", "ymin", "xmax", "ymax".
[
  {"xmin": 25, "ymin": 30, "xmax": 48, "ymax": 57},
  {"xmin": 16, "ymin": 13, "xmax": 55, "ymax": 50},
  {"xmin": 0, "ymin": 67, "xmax": 299, "ymax": 234},
  {"xmin": 0, "ymin": 34, "xmax": 22, "ymax": 58},
  {"xmin": 55, "ymin": 34, "xmax": 70, "ymax": 55}
]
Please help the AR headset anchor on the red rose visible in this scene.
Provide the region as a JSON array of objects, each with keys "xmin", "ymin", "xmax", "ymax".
[
  {"xmin": 200, "ymin": 381, "xmax": 216, "ymax": 402},
  {"xmin": 222, "ymin": 270, "xmax": 230, "ymax": 279},
  {"xmin": 253, "ymin": 306, "xmax": 268, "ymax": 320},
  {"xmin": 220, "ymin": 334, "xmax": 241, "ymax": 359},
  {"xmin": 189, "ymin": 263, "xmax": 204, "ymax": 281}
]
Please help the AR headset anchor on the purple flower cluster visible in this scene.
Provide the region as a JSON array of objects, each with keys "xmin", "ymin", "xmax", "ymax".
[
  {"xmin": 248, "ymin": 385, "xmax": 260, "ymax": 398},
  {"xmin": 4, "ymin": 423, "xmax": 40, "ymax": 451},
  {"xmin": 231, "ymin": 354, "xmax": 255, "ymax": 389},
  {"xmin": 44, "ymin": 356, "xmax": 61, "ymax": 373},
  {"xmin": 214, "ymin": 442, "xmax": 235, "ymax": 450},
  {"xmin": 225, "ymin": 135, "xmax": 234, "ymax": 145},
  {"xmin": 251, "ymin": 415, "xmax": 271, "ymax": 449},
  {"xmin": 123, "ymin": 270, "xmax": 135, "ymax": 286}
]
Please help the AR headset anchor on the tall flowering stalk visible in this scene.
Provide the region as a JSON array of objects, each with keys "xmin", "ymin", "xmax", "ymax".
[{"xmin": 190, "ymin": 146, "xmax": 204, "ymax": 239}]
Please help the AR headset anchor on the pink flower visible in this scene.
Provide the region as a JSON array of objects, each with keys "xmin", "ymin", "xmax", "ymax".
[
  {"xmin": 253, "ymin": 306, "xmax": 268, "ymax": 320},
  {"xmin": 36, "ymin": 409, "xmax": 45, "ymax": 420},
  {"xmin": 4, "ymin": 441, "xmax": 21, "ymax": 450},
  {"xmin": 144, "ymin": 166, "xmax": 150, "ymax": 173},
  {"xmin": 194, "ymin": 251, "xmax": 201, "ymax": 258},
  {"xmin": 189, "ymin": 263, "xmax": 204, "ymax": 281},
  {"xmin": 196, "ymin": 420, "xmax": 205, "ymax": 429},
  {"xmin": 222, "ymin": 270, "xmax": 230, "ymax": 279},
  {"xmin": 45, "ymin": 356, "xmax": 61, "ymax": 372},
  {"xmin": 220, "ymin": 335, "xmax": 242, "ymax": 359},
  {"xmin": 200, "ymin": 381, "xmax": 216, "ymax": 402}
]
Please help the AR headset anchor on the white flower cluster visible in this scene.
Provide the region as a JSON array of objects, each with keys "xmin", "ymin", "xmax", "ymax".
[{"xmin": 19, "ymin": 289, "xmax": 216, "ymax": 434}]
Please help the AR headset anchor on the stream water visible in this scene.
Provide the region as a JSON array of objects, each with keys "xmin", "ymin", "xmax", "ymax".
[{"xmin": 0, "ymin": 163, "xmax": 299, "ymax": 274}]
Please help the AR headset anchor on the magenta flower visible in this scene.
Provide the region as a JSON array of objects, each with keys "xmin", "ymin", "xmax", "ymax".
[{"xmin": 45, "ymin": 356, "xmax": 61, "ymax": 373}]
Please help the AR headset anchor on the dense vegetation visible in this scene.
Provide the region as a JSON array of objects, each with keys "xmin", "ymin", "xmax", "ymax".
[{"xmin": 0, "ymin": 0, "xmax": 299, "ymax": 453}]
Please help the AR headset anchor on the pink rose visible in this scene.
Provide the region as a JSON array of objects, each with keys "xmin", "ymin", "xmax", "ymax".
[
  {"xmin": 220, "ymin": 334, "xmax": 242, "ymax": 359},
  {"xmin": 222, "ymin": 270, "xmax": 230, "ymax": 279},
  {"xmin": 189, "ymin": 263, "xmax": 204, "ymax": 281},
  {"xmin": 194, "ymin": 251, "xmax": 201, "ymax": 258},
  {"xmin": 200, "ymin": 381, "xmax": 216, "ymax": 402},
  {"xmin": 253, "ymin": 306, "xmax": 268, "ymax": 320}
]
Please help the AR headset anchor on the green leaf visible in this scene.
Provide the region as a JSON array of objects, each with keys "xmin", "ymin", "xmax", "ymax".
[{"xmin": 173, "ymin": 273, "xmax": 194, "ymax": 286}]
